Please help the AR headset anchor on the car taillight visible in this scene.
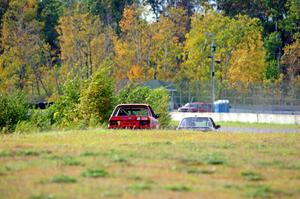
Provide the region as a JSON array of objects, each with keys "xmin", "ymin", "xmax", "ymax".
[
  {"xmin": 139, "ymin": 120, "xmax": 150, "ymax": 126},
  {"xmin": 110, "ymin": 121, "xmax": 118, "ymax": 126}
]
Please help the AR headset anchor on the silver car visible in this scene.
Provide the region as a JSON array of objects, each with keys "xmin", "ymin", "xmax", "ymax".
[{"xmin": 177, "ymin": 117, "xmax": 220, "ymax": 131}]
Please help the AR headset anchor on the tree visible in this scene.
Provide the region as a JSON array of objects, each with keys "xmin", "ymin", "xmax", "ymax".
[
  {"xmin": 264, "ymin": 32, "xmax": 282, "ymax": 80},
  {"xmin": 0, "ymin": 0, "xmax": 51, "ymax": 97},
  {"xmin": 183, "ymin": 11, "xmax": 266, "ymax": 90},
  {"xmin": 57, "ymin": 7, "xmax": 113, "ymax": 80},
  {"xmin": 37, "ymin": 0, "xmax": 63, "ymax": 50},
  {"xmin": 283, "ymin": 0, "xmax": 300, "ymax": 39},
  {"xmin": 281, "ymin": 39, "xmax": 300, "ymax": 81},
  {"xmin": 113, "ymin": 5, "xmax": 154, "ymax": 82},
  {"xmin": 82, "ymin": 0, "xmax": 134, "ymax": 32},
  {"xmin": 150, "ymin": 7, "xmax": 186, "ymax": 80},
  {"xmin": 79, "ymin": 61, "xmax": 115, "ymax": 125}
]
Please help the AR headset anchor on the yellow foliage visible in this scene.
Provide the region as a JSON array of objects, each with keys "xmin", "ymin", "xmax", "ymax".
[
  {"xmin": 119, "ymin": 6, "xmax": 139, "ymax": 33},
  {"xmin": 229, "ymin": 48, "xmax": 266, "ymax": 88},
  {"xmin": 127, "ymin": 65, "xmax": 144, "ymax": 82}
]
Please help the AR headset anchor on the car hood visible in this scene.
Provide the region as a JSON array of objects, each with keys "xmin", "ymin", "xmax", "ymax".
[{"xmin": 177, "ymin": 127, "xmax": 213, "ymax": 131}]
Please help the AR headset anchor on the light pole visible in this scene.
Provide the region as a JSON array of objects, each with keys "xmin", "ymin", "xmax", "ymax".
[{"xmin": 207, "ymin": 33, "xmax": 215, "ymax": 112}]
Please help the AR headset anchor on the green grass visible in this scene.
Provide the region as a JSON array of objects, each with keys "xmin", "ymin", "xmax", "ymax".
[
  {"xmin": 0, "ymin": 129, "xmax": 299, "ymax": 198},
  {"xmin": 51, "ymin": 175, "xmax": 77, "ymax": 183},
  {"xmin": 241, "ymin": 171, "xmax": 264, "ymax": 181},
  {"xmin": 171, "ymin": 120, "xmax": 300, "ymax": 129},
  {"xmin": 82, "ymin": 168, "xmax": 109, "ymax": 178},
  {"xmin": 218, "ymin": 121, "xmax": 300, "ymax": 129},
  {"xmin": 165, "ymin": 184, "xmax": 192, "ymax": 192}
]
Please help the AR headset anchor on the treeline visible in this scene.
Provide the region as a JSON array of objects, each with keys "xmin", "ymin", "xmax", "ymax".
[
  {"xmin": 0, "ymin": 0, "xmax": 299, "ymax": 101},
  {"xmin": 0, "ymin": 0, "xmax": 299, "ymax": 132}
]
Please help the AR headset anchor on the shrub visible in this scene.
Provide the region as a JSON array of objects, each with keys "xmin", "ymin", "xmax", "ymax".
[
  {"xmin": 15, "ymin": 121, "xmax": 38, "ymax": 134},
  {"xmin": 117, "ymin": 84, "xmax": 150, "ymax": 104},
  {"xmin": 47, "ymin": 77, "xmax": 83, "ymax": 128},
  {"xmin": 78, "ymin": 62, "xmax": 115, "ymax": 125},
  {"xmin": 146, "ymin": 88, "xmax": 171, "ymax": 128},
  {"xmin": 0, "ymin": 92, "xmax": 29, "ymax": 133},
  {"xmin": 117, "ymin": 84, "xmax": 171, "ymax": 128}
]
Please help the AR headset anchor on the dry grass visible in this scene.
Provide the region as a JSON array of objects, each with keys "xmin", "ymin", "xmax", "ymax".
[{"xmin": 0, "ymin": 129, "xmax": 300, "ymax": 198}]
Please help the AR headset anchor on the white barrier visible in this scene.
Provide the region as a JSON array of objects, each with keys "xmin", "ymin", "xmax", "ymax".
[{"xmin": 171, "ymin": 112, "xmax": 300, "ymax": 125}]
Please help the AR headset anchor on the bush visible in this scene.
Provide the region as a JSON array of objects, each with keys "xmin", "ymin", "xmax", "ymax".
[
  {"xmin": 47, "ymin": 77, "xmax": 83, "ymax": 128},
  {"xmin": 0, "ymin": 92, "xmax": 29, "ymax": 133},
  {"xmin": 78, "ymin": 63, "xmax": 115, "ymax": 125},
  {"xmin": 146, "ymin": 88, "xmax": 171, "ymax": 128},
  {"xmin": 117, "ymin": 84, "xmax": 171, "ymax": 128},
  {"xmin": 15, "ymin": 121, "xmax": 38, "ymax": 134}
]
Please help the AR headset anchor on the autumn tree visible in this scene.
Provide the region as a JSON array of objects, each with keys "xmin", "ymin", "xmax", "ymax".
[
  {"xmin": 281, "ymin": 38, "xmax": 300, "ymax": 81},
  {"xmin": 150, "ymin": 7, "xmax": 186, "ymax": 80},
  {"xmin": 37, "ymin": 0, "xmax": 63, "ymax": 51},
  {"xmin": 57, "ymin": 6, "xmax": 114, "ymax": 80},
  {"xmin": 113, "ymin": 5, "xmax": 154, "ymax": 83},
  {"xmin": 183, "ymin": 11, "xmax": 266, "ymax": 91},
  {"xmin": 0, "ymin": 0, "xmax": 51, "ymax": 98},
  {"xmin": 83, "ymin": 0, "xmax": 135, "ymax": 27}
]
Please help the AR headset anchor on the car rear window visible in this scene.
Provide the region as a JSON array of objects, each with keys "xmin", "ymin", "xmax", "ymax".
[{"xmin": 113, "ymin": 106, "xmax": 149, "ymax": 116}]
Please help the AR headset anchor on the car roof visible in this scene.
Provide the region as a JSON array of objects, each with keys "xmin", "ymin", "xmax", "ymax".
[
  {"xmin": 189, "ymin": 102, "xmax": 211, "ymax": 104},
  {"xmin": 116, "ymin": 104, "xmax": 150, "ymax": 107},
  {"xmin": 181, "ymin": 117, "xmax": 210, "ymax": 120}
]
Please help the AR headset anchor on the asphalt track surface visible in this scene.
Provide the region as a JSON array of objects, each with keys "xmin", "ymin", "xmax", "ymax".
[{"xmin": 218, "ymin": 127, "xmax": 300, "ymax": 133}]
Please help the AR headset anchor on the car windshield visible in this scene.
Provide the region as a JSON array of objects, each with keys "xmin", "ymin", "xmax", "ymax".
[
  {"xmin": 184, "ymin": 103, "xmax": 197, "ymax": 108},
  {"xmin": 114, "ymin": 106, "xmax": 149, "ymax": 116},
  {"xmin": 179, "ymin": 117, "xmax": 212, "ymax": 128}
]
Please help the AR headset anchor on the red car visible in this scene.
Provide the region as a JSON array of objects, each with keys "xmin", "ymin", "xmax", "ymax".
[
  {"xmin": 108, "ymin": 104, "xmax": 160, "ymax": 129},
  {"xmin": 178, "ymin": 102, "xmax": 212, "ymax": 112}
]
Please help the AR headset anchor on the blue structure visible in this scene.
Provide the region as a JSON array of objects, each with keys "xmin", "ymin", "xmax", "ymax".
[{"xmin": 214, "ymin": 100, "xmax": 230, "ymax": 113}]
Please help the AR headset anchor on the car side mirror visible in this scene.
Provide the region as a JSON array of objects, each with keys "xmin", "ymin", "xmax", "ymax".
[
  {"xmin": 155, "ymin": 114, "xmax": 160, "ymax": 119},
  {"xmin": 215, "ymin": 125, "xmax": 221, "ymax": 129}
]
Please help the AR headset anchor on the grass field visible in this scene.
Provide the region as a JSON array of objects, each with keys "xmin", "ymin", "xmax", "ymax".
[
  {"xmin": 0, "ymin": 129, "xmax": 300, "ymax": 199},
  {"xmin": 170, "ymin": 120, "xmax": 300, "ymax": 130}
]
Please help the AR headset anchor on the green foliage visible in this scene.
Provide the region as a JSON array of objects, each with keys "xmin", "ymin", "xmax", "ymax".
[
  {"xmin": 265, "ymin": 60, "xmax": 280, "ymax": 80},
  {"xmin": 117, "ymin": 84, "xmax": 150, "ymax": 104},
  {"xmin": 117, "ymin": 84, "xmax": 171, "ymax": 128},
  {"xmin": 16, "ymin": 109, "xmax": 53, "ymax": 133},
  {"xmin": 264, "ymin": 32, "xmax": 282, "ymax": 61},
  {"xmin": 82, "ymin": 0, "xmax": 134, "ymax": 29},
  {"xmin": 79, "ymin": 61, "xmax": 115, "ymax": 125},
  {"xmin": 184, "ymin": 11, "xmax": 266, "ymax": 89},
  {"xmin": 48, "ymin": 77, "xmax": 82, "ymax": 128},
  {"xmin": 146, "ymin": 88, "xmax": 171, "ymax": 128},
  {"xmin": 0, "ymin": 92, "xmax": 29, "ymax": 133},
  {"xmin": 15, "ymin": 121, "xmax": 38, "ymax": 134},
  {"xmin": 37, "ymin": 0, "xmax": 63, "ymax": 49}
]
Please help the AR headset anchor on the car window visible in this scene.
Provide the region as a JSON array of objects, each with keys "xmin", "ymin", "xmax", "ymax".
[
  {"xmin": 180, "ymin": 118, "xmax": 210, "ymax": 128},
  {"xmin": 115, "ymin": 107, "xmax": 149, "ymax": 116},
  {"xmin": 190, "ymin": 104, "xmax": 198, "ymax": 108}
]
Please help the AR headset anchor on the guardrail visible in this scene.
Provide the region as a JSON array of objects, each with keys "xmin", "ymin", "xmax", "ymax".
[{"xmin": 171, "ymin": 112, "xmax": 300, "ymax": 125}]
